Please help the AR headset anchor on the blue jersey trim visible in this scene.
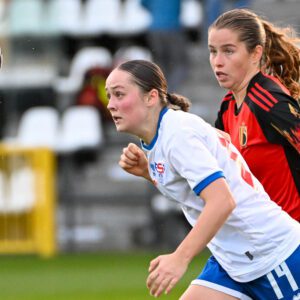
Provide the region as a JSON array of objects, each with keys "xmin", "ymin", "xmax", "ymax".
[
  {"xmin": 193, "ymin": 171, "xmax": 225, "ymax": 195},
  {"xmin": 141, "ymin": 107, "xmax": 168, "ymax": 151}
]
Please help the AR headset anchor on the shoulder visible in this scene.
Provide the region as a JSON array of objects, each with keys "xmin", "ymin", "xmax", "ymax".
[
  {"xmin": 247, "ymin": 72, "xmax": 298, "ymax": 112},
  {"xmin": 220, "ymin": 91, "xmax": 234, "ymax": 105},
  {"xmin": 167, "ymin": 109, "xmax": 210, "ymax": 129},
  {"xmin": 218, "ymin": 91, "xmax": 235, "ymax": 114},
  {"xmin": 216, "ymin": 92, "xmax": 234, "ymax": 129},
  {"xmin": 259, "ymin": 73, "xmax": 291, "ymax": 95},
  {"xmin": 163, "ymin": 109, "xmax": 212, "ymax": 142},
  {"xmin": 162, "ymin": 111, "xmax": 220, "ymax": 168}
]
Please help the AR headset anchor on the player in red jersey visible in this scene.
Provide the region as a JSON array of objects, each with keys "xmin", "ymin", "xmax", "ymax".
[{"xmin": 209, "ymin": 9, "xmax": 300, "ymax": 220}]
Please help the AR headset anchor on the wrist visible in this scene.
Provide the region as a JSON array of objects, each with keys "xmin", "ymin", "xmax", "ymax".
[
  {"xmin": 174, "ymin": 246, "xmax": 194, "ymax": 265},
  {"xmin": 143, "ymin": 168, "xmax": 152, "ymax": 182},
  {"xmin": 145, "ymin": 173, "xmax": 153, "ymax": 183}
]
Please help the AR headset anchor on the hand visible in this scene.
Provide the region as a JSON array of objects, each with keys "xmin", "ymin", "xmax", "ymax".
[
  {"xmin": 119, "ymin": 143, "xmax": 151, "ymax": 181},
  {"xmin": 146, "ymin": 252, "xmax": 189, "ymax": 298}
]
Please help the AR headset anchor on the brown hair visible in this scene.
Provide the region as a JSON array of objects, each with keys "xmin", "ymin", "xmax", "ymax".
[
  {"xmin": 209, "ymin": 9, "xmax": 300, "ymax": 100},
  {"xmin": 117, "ymin": 60, "xmax": 190, "ymax": 112}
]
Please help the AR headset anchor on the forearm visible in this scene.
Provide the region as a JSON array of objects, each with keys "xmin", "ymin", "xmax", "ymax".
[
  {"xmin": 144, "ymin": 170, "xmax": 153, "ymax": 183},
  {"xmin": 175, "ymin": 180, "xmax": 236, "ymax": 263}
]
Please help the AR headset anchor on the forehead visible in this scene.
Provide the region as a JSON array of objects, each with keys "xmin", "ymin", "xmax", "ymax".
[
  {"xmin": 208, "ymin": 28, "xmax": 240, "ymax": 46},
  {"xmin": 106, "ymin": 69, "xmax": 133, "ymax": 89}
]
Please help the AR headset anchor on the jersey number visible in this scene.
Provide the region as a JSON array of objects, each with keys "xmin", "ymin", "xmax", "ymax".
[
  {"xmin": 266, "ymin": 262, "xmax": 299, "ymax": 299},
  {"xmin": 218, "ymin": 136, "xmax": 254, "ymax": 188}
]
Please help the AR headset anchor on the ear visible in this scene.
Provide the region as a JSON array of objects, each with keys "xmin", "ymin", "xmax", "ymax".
[
  {"xmin": 145, "ymin": 89, "xmax": 159, "ymax": 107},
  {"xmin": 252, "ymin": 45, "xmax": 263, "ymax": 65}
]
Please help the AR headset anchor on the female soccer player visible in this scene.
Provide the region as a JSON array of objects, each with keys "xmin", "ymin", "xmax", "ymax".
[
  {"xmin": 209, "ymin": 9, "xmax": 300, "ymax": 221},
  {"xmin": 105, "ymin": 59, "xmax": 300, "ymax": 299}
]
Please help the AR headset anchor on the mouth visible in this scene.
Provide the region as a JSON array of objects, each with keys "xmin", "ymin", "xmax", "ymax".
[
  {"xmin": 215, "ymin": 71, "xmax": 228, "ymax": 81},
  {"xmin": 112, "ymin": 116, "xmax": 122, "ymax": 124}
]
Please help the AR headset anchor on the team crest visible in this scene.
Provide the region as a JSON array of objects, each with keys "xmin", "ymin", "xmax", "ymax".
[
  {"xmin": 155, "ymin": 162, "xmax": 165, "ymax": 175},
  {"xmin": 239, "ymin": 124, "xmax": 248, "ymax": 148},
  {"xmin": 150, "ymin": 162, "xmax": 166, "ymax": 184}
]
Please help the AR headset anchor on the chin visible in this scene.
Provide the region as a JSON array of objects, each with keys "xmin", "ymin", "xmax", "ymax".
[
  {"xmin": 115, "ymin": 125, "xmax": 123, "ymax": 132},
  {"xmin": 115, "ymin": 124, "xmax": 127, "ymax": 133},
  {"xmin": 219, "ymin": 82, "xmax": 232, "ymax": 90}
]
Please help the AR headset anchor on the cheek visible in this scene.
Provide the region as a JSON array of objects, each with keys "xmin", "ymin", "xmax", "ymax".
[
  {"xmin": 232, "ymin": 52, "xmax": 252, "ymax": 72},
  {"xmin": 118, "ymin": 96, "xmax": 139, "ymax": 116},
  {"xmin": 230, "ymin": 59, "xmax": 248, "ymax": 78},
  {"xmin": 119, "ymin": 101, "xmax": 134, "ymax": 114},
  {"xmin": 120, "ymin": 99, "xmax": 144, "ymax": 123}
]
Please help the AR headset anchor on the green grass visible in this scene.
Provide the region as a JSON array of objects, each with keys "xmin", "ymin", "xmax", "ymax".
[{"xmin": 0, "ymin": 250, "xmax": 210, "ymax": 300}]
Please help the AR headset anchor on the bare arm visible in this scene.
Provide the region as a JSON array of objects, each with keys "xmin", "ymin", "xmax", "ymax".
[
  {"xmin": 146, "ymin": 178, "xmax": 236, "ymax": 297},
  {"xmin": 174, "ymin": 177, "xmax": 236, "ymax": 261}
]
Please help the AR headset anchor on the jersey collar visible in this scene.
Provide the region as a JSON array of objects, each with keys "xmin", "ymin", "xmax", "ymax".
[{"xmin": 141, "ymin": 107, "xmax": 168, "ymax": 151}]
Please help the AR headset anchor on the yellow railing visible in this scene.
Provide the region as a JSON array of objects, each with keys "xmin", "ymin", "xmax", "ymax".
[{"xmin": 0, "ymin": 145, "xmax": 56, "ymax": 257}]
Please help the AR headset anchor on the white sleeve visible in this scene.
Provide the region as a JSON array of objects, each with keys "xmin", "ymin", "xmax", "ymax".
[{"xmin": 168, "ymin": 127, "xmax": 225, "ymax": 195}]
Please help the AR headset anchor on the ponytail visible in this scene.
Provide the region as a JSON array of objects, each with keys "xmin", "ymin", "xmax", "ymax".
[
  {"xmin": 166, "ymin": 93, "xmax": 191, "ymax": 112},
  {"xmin": 262, "ymin": 20, "xmax": 300, "ymax": 100}
]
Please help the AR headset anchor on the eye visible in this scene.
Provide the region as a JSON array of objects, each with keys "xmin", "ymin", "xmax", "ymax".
[
  {"xmin": 224, "ymin": 48, "xmax": 234, "ymax": 55},
  {"xmin": 209, "ymin": 48, "xmax": 217, "ymax": 55},
  {"xmin": 115, "ymin": 91, "xmax": 123, "ymax": 98}
]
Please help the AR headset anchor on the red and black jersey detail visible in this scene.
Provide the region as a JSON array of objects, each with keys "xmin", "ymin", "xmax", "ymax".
[{"xmin": 215, "ymin": 72, "xmax": 300, "ymax": 221}]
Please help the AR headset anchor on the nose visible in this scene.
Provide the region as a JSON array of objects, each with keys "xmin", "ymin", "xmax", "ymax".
[
  {"xmin": 107, "ymin": 97, "xmax": 116, "ymax": 111},
  {"xmin": 213, "ymin": 52, "xmax": 224, "ymax": 67}
]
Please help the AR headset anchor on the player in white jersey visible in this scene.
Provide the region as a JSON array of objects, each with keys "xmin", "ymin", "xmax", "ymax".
[{"xmin": 105, "ymin": 59, "xmax": 300, "ymax": 299}]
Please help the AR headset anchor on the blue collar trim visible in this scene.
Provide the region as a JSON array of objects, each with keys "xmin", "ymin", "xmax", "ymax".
[{"xmin": 141, "ymin": 107, "xmax": 168, "ymax": 151}]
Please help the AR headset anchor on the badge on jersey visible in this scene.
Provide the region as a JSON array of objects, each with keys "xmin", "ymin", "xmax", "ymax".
[
  {"xmin": 288, "ymin": 103, "xmax": 300, "ymax": 118},
  {"xmin": 239, "ymin": 124, "xmax": 248, "ymax": 148},
  {"xmin": 150, "ymin": 162, "xmax": 166, "ymax": 184}
]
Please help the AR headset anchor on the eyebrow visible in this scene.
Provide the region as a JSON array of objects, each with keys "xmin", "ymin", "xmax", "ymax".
[
  {"xmin": 208, "ymin": 43, "xmax": 237, "ymax": 48},
  {"xmin": 105, "ymin": 84, "xmax": 125, "ymax": 91}
]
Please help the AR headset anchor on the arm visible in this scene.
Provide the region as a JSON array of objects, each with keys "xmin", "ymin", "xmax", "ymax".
[
  {"xmin": 215, "ymin": 128, "xmax": 231, "ymax": 142},
  {"xmin": 146, "ymin": 178, "xmax": 236, "ymax": 297},
  {"xmin": 269, "ymin": 100, "xmax": 300, "ymax": 154},
  {"xmin": 252, "ymin": 89, "xmax": 300, "ymax": 154},
  {"xmin": 119, "ymin": 143, "xmax": 152, "ymax": 182}
]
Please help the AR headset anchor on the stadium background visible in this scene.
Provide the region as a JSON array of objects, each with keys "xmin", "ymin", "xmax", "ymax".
[{"xmin": 0, "ymin": 0, "xmax": 299, "ymax": 299}]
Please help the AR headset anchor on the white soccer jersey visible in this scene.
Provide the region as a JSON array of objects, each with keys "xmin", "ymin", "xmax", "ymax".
[{"xmin": 141, "ymin": 107, "xmax": 300, "ymax": 282}]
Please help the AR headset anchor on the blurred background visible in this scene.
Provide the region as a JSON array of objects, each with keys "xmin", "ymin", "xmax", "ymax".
[{"xmin": 0, "ymin": 0, "xmax": 299, "ymax": 299}]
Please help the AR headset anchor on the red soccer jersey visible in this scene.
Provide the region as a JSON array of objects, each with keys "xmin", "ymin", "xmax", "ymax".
[{"xmin": 215, "ymin": 72, "xmax": 300, "ymax": 220}]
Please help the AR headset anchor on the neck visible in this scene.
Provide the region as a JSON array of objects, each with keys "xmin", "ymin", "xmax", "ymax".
[
  {"xmin": 233, "ymin": 87, "xmax": 247, "ymax": 108},
  {"xmin": 233, "ymin": 70, "xmax": 260, "ymax": 108},
  {"xmin": 139, "ymin": 106, "xmax": 164, "ymax": 145}
]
